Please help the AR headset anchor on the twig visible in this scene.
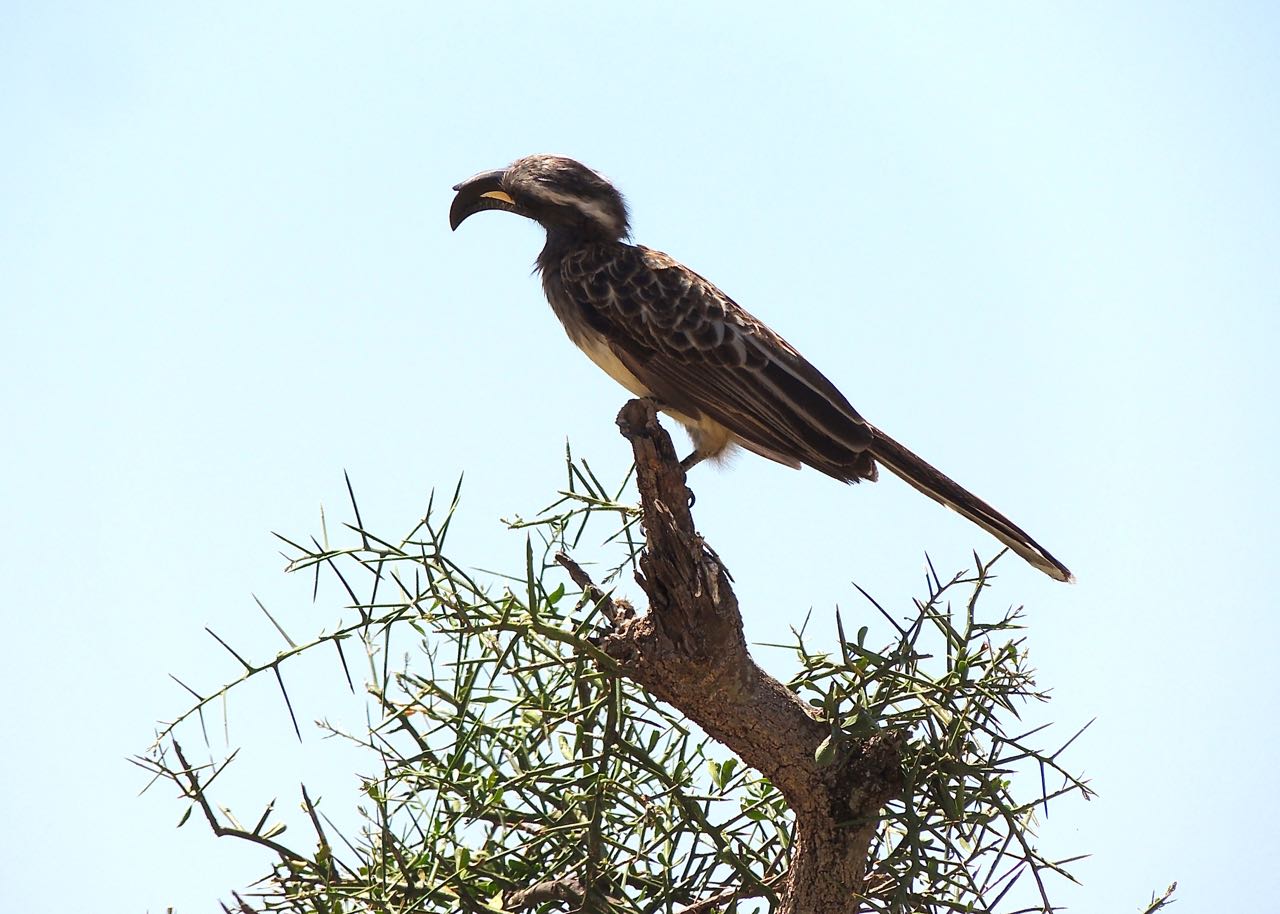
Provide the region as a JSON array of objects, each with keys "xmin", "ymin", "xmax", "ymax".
[
  {"xmin": 675, "ymin": 873, "xmax": 783, "ymax": 914},
  {"xmin": 555, "ymin": 551, "xmax": 624, "ymax": 623},
  {"xmin": 171, "ymin": 741, "xmax": 309, "ymax": 866}
]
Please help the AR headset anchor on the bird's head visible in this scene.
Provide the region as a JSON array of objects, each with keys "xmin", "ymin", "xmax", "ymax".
[{"xmin": 449, "ymin": 155, "xmax": 630, "ymax": 242}]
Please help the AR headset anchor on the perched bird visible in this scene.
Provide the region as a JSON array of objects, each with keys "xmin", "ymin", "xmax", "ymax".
[{"xmin": 450, "ymin": 154, "xmax": 1072, "ymax": 582}]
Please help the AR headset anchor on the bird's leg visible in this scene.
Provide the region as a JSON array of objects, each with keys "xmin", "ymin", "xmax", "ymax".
[{"xmin": 679, "ymin": 451, "xmax": 706, "ymax": 473}]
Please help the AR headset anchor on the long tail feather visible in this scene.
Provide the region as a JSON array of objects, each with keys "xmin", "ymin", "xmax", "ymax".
[{"xmin": 866, "ymin": 429, "xmax": 1073, "ymax": 583}]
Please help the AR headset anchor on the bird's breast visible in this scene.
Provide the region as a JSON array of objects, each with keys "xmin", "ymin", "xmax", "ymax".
[
  {"xmin": 573, "ymin": 329, "xmax": 652, "ymax": 400},
  {"xmin": 543, "ymin": 270, "xmax": 648, "ymax": 396}
]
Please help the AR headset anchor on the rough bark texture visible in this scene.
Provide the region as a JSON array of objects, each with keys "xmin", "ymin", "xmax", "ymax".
[{"xmin": 599, "ymin": 400, "xmax": 903, "ymax": 914}]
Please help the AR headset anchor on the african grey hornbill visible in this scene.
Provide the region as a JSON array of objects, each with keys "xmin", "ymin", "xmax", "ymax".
[{"xmin": 449, "ymin": 154, "xmax": 1072, "ymax": 582}]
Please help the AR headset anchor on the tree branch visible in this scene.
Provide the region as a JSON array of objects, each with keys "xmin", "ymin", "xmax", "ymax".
[
  {"xmin": 507, "ymin": 874, "xmax": 584, "ymax": 910},
  {"xmin": 597, "ymin": 400, "xmax": 903, "ymax": 914}
]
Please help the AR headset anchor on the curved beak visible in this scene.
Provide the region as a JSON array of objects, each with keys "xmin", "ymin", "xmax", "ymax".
[{"xmin": 449, "ymin": 168, "xmax": 525, "ymax": 230}]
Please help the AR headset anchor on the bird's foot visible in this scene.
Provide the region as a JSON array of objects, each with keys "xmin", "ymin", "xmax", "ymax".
[{"xmin": 678, "ymin": 451, "xmax": 704, "ymax": 507}]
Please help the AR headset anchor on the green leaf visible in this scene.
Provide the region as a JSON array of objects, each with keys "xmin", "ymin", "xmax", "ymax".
[
  {"xmin": 720, "ymin": 757, "xmax": 739, "ymax": 784},
  {"xmin": 814, "ymin": 735, "xmax": 839, "ymax": 767}
]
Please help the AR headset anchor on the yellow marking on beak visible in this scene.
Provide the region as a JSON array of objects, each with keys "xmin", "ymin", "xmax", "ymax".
[{"xmin": 481, "ymin": 190, "xmax": 515, "ymax": 204}]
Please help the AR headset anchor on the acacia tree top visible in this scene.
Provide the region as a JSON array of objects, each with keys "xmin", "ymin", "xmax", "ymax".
[{"xmin": 139, "ymin": 402, "xmax": 1165, "ymax": 914}]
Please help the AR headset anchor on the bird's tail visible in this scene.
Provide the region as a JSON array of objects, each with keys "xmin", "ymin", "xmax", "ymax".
[{"xmin": 866, "ymin": 428, "xmax": 1073, "ymax": 583}]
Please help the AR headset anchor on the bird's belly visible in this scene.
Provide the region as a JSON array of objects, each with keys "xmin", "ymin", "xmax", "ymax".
[{"xmin": 571, "ymin": 331, "xmax": 733, "ymax": 455}]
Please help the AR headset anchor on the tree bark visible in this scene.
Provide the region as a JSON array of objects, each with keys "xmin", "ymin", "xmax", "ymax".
[{"xmin": 597, "ymin": 400, "xmax": 902, "ymax": 914}]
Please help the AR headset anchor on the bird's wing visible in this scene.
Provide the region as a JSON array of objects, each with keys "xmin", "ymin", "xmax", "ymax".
[{"xmin": 559, "ymin": 243, "xmax": 877, "ymax": 480}]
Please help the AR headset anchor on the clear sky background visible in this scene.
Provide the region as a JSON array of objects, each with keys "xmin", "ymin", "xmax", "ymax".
[{"xmin": 3, "ymin": 2, "xmax": 1277, "ymax": 911}]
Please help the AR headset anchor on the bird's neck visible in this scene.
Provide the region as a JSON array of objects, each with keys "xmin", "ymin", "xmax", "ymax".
[
  {"xmin": 537, "ymin": 228, "xmax": 625, "ymax": 274},
  {"xmin": 536, "ymin": 229, "xmax": 584, "ymax": 274}
]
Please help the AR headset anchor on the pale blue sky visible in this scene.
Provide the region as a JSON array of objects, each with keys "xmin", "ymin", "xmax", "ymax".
[{"xmin": 2, "ymin": 2, "xmax": 1277, "ymax": 911}]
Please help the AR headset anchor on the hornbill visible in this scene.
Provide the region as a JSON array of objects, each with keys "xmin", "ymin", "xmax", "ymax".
[{"xmin": 450, "ymin": 154, "xmax": 1072, "ymax": 582}]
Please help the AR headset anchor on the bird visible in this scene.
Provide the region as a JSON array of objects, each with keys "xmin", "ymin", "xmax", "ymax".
[{"xmin": 449, "ymin": 154, "xmax": 1072, "ymax": 583}]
